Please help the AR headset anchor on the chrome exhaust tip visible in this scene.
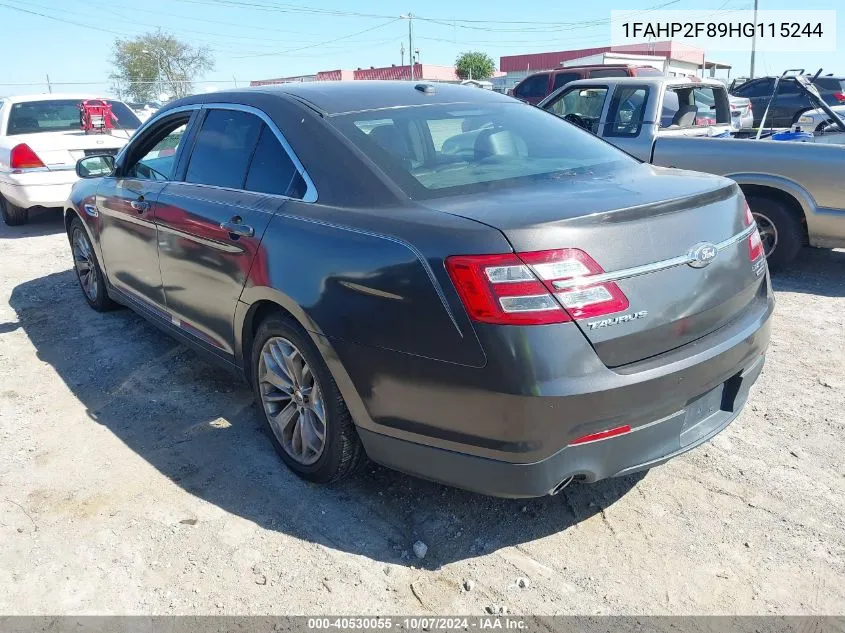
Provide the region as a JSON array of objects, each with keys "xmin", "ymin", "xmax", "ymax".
[{"xmin": 549, "ymin": 476, "xmax": 574, "ymax": 496}]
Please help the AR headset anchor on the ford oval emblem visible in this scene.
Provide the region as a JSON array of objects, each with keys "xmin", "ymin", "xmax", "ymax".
[{"xmin": 688, "ymin": 242, "xmax": 718, "ymax": 268}]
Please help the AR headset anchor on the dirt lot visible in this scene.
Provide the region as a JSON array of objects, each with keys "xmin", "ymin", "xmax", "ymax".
[{"xmin": 1, "ymin": 212, "xmax": 843, "ymax": 616}]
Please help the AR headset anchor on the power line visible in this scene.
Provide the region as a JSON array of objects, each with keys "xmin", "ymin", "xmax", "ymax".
[
  {"xmin": 233, "ymin": 17, "xmax": 403, "ymax": 58},
  {"xmin": 0, "ymin": 1, "xmax": 129, "ymax": 36}
]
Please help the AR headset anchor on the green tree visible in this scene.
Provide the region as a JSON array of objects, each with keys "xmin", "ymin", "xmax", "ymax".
[
  {"xmin": 110, "ymin": 31, "xmax": 214, "ymax": 102},
  {"xmin": 455, "ymin": 51, "xmax": 496, "ymax": 81}
]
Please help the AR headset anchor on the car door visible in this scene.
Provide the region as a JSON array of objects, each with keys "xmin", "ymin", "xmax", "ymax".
[
  {"xmin": 767, "ymin": 79, "xmax": 806, "ymax": 127},
  {"xmin": 602, "ymin": 84, "xmax": 650, "ymax": 158},
  {"xmin": 96, "ymin": 111, "xmax": 195, "ymax": 312},
  {"xmin": 155, "ymin": 105, "xmax": 305, "ymax": 358}
]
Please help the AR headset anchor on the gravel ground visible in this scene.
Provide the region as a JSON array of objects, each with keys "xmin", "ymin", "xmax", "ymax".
[{"xmin": 1, "ymin": 211, "xmax": 843, "ymax": 615}]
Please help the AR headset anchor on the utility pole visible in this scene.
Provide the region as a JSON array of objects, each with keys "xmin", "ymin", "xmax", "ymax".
[
  {"xmin": 404, "ymin": 13, "xmax": 415, "ymax": 81},
  {"xmin": 749, "ymin": 0, "xmax": 759, "ymax": 78},
  {"xmin": 46, "ymin": 74, "xmax": 52, "ymax": 93},
  {"xmin": 400, "ymin": 41, "xmax": 405, "ymax": 67}
]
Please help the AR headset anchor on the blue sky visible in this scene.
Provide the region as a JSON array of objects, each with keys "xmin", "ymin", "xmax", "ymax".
[{"xmin": 0, "ymin": 0, "xmax": 841, "ymax": 97}]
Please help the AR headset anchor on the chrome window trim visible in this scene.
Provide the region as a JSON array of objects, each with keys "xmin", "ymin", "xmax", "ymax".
[
  {"xmin": 552, "ymin": 223, "xmax": 757, "ymax": 290},
  {"xmin": 118, "ymin": 102, "xmax": 318, "ymax": 203}
]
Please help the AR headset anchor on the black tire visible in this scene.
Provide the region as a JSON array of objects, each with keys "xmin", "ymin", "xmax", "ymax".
[
  {"xmin": 68, "ymin": 216, "xmax": 117, "ymax": 312},
  {"xmin": 1, "ymin": 196, "xmax": 29, "ymax": 226},
  {"xmin": 791, "ymin": 108, "xmax": 810, "ymax": 125},
  {"xmin": 251, "ymin": 313, "xmax": 366, "ymax": 484},
  {"xmin": 745, "ymin": 195, "xmax": 804, "ymax": 272}
]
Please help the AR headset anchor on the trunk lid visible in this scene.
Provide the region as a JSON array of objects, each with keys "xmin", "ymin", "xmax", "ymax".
[
  {"xmin": 11, "ymin": 130, "xmax": 134, "ymax": 169},
  {"xmin": 428, "ymin": 163, "xmax": 765, "ymax": 367}
]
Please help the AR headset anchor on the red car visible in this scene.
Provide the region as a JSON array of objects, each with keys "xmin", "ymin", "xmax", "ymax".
[{"xmin": 510, "ymin": 64, "xmax": 664, "ymax": 105}]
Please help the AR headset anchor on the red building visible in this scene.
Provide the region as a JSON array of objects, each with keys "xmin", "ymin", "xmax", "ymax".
[
  {"xmin": 500, "ymin": 41, "xmax": 709, "ymax": 73},
  {"xmin": 251, "ymin": 63, "xmax": 461, "ymax": 87}
]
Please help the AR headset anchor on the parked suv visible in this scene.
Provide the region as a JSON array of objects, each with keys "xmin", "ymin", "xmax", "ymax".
[
  {"xmin": 511, "ymin": 65, "xmax": 664, "ymax": 105},
  {"xmin": 730, "ymin": 75, "xmax": 845, "ymax": 128}
]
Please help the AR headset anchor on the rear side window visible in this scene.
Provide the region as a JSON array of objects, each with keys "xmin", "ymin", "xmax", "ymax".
[
  {"xmin": 552, "ymin": 72, "xmax": 582, "ymax": 91},
  {"xmin": 588, "ymin": 68, "xmax": 629, "ymax": 79},
  {"xmin": 661, "ymin": 87, "xmax": 729, "ymax": 128},
  {"xmin": 244, "ymin": 125, "xmax": 301, "ymax": 197},
  {"xmin": 775, "ymin": 80, "xmax": 800, "ymax": 94},
  {"xmin": 185, "ymin": 109, "xmax": 262, "ymax": 189},
  {"xmin": 606, "ymin": 86, "xmax": 648, "ymax": 137},
  {"xmin": 814, "ymin": 77, "xmax": 845, "ymax": 92},
  {"xmin": 514, "ymin": 74, "xmax": 550, "ymax": 99},
  {"xmin": 634, "ymin": 67, "xmax": 664, "ymax": 77}
]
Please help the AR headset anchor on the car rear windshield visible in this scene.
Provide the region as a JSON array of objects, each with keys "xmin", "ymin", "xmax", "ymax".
[
  {"xmin": 7, "ymin": 99, "xmax": 142, "ymax": 135},
  {"xmin": 330, "ymin": 102, "xmax": 633, "ymax": 199}
]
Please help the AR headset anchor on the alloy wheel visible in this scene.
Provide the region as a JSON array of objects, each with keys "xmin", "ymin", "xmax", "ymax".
[
  {"xmin": 753, "ymin": 212, "xmax": 778, "ymax": 258},
  {"xmin": 72, "ymin": 228, "xmax": 98, "ymax": 301},
  {"xmin": 258, "ymin": 336, "xmax": 327, "ymax": 465}
]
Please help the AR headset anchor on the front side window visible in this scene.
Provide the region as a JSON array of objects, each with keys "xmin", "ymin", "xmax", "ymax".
[
  {"xmin": 514, "ymin": 74, "xmax": 550, "ymax": 100},
  {"xmin": 125, "ymin": 118, "xmax": 188, "ymax": 181},
  {"xmin": 546, "ymin": 86, "xmax": 609, "ymax": 134},
  {"xmin": 7, "ymin": 99, "xmax": 141, "ymax": 135},
  {"xmin": 330, "ymin": 102, "xmax": 633, "ymax": 199},
  {"xmin": 185, "ymin": 109, "xmax": 263, "ymax": 189},
  {"xmin": 735, "ymin": 78, "xmax": 774, "ymax": 98}
]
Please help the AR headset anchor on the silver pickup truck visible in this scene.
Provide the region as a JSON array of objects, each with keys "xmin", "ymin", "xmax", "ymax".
[{"xmin": 539, "ymin": 76, "xmax": 845, "ymax": 269}]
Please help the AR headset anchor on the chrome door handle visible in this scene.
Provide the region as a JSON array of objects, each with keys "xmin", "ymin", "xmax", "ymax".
[
  {"xmin": 220, "ymin": 219, "xmax": 254, "ymax": 238},
  {"xmin": 130, "ymin": 200, "xmax": 150, "ymax": 212}
]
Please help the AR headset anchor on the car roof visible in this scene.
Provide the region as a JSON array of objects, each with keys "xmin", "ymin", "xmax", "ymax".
[
  {"xmin": 1, "ymin": 93, "xmax": 125, "ymax": 103},
  {"xmin": 246, "ymin": 81, "xmax": 515, "ymax": 115},
  {"xmin": 565, "ymin": 76, "xmax": 725, "ymax": 89},
  {"xmin": 553, "ymin": 64, "xmax": 651, "ymax": 71}
]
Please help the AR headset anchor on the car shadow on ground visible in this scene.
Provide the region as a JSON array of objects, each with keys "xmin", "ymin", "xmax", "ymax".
[
  {"xmin": 0, "ymin": 207, "xmax": 65, "ymax": 239},
  {"xmin": 771, "ymin": 247, "xmax": 845, "ymax": 297},
  {"xmin": 8, "ymin": 270, "xmax": 644, "ymax": 566}
]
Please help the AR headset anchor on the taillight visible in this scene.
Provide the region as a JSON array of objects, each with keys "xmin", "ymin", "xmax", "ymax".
[
  {"xmin": 10, "ymin": 143, "xmax": 45, "ymax": 170},
  {"xmin": 445, "ymin": 248, "xmax": 629, "ymax": 326},
  {"xmin": 833, "ymin": 91, "xmax": 845, "ymax": 102},
  {"xmin": 745, "ymin": 203, "xmax": 764, "ymax": 261},
  {"xmin": 445, "ymin": 253, "xmax": 568, "ymax": 325}
]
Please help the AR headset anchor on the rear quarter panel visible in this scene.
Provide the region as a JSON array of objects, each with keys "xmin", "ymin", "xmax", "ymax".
[
  {"xmin": 651, "ymin": 136, "xmax": 845, "ymax": 246},
  {"xmin": 238, "ymin": 200, "xmax": 514, "ymax": 369}
]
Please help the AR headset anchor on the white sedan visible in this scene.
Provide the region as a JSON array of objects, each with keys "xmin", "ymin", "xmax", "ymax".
[
  {"xmin": 0, "ymin": 94, "xmax": 140, "ymax": 226},
  {"xmin": 791, "ymin": 103, "xmax": 845, "ymax": 133}
]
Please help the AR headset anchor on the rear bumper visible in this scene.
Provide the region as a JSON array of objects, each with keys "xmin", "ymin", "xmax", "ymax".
[
  {"xmin": 0, "ymin": 170, "xmax": 77, "ymax": 209},
  {"xmin": 325, "ymin": 276, "xmax": 773, "ymax": 497},
  {"xmin": 358, "ymin": 353, "xmax": 764, "ymax": 497}
]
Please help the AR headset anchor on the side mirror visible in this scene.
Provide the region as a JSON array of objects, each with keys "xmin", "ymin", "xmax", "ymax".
[{"xmin": 76, "ymin": 154, "xmax": 115, "ymax": 178}]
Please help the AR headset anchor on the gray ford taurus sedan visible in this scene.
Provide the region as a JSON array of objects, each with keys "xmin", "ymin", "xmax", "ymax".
[{"xmin": 66, "ymin": 82, "xmax": 773, "ymax": 498}]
